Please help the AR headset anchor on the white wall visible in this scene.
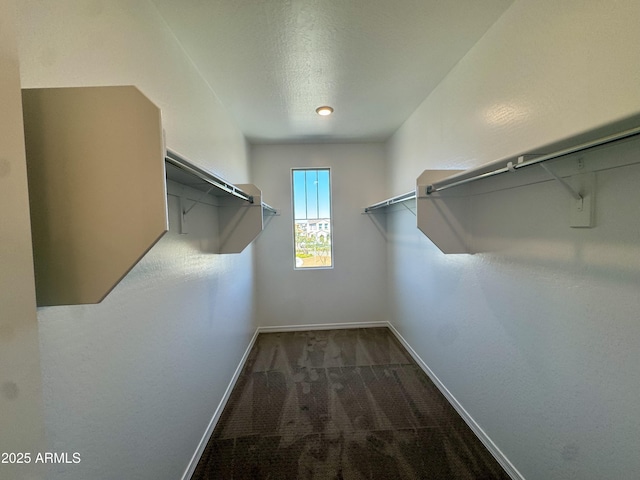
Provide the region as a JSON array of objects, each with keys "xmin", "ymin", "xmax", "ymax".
[
  {"xmin": 14, "ymin": 1, "xmax": 255, "ymax": 479},
  {"xmin": 386, "ymin": 1, "xmax": 640, "ymax": 479},
  {"xmin": 251, "ymin": 143, "xmax": 388, "ymax": 328},
  {"xmin": 10, "ymin": 1, "xmax": 640, "ymax": 479},
  {"xmin": 0, "ymin": 1, "xmax": 45, "ymax": 479}
]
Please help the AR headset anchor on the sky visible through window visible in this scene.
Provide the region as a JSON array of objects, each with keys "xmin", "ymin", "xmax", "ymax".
[{"xmin": 292, "ymin": 169, "xmax": 332, "ymax": 268}]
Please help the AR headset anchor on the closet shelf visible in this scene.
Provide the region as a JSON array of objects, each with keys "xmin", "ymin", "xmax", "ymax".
[
  {"xmin": 363, "ymin": 190, "xmax": 416, "ymax": 213},
  {"xmin": 23, "ymin": 85, "xmax": 168, "ymax": 307},
  {"xmin": 164, "ymin": 149, "xmax": 277, "ymax": 253},
  {"xmin": 416, "ymin": 121, "xmax": 640, "ymax": 254},
  {"xmin": 23, "ymin": 85, "xmax": 277, "ymax": 307},
  {"xmin": 422, "ymin": 125, "xmax": 640, "ymax": 196},
  {"xmin": 165, "ymin": 149, "xmax": 254, "ymax": 203},
  {"xmin": 262, "ymin": 202, "xmax": 278, "ymax": 216},
  {"xmin": 165, "ymin": 149, "xmax": 277, "ymax": 216}
]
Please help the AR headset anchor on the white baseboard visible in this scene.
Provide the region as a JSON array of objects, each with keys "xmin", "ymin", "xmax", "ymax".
[
  {"xmin": 182, "ymin": 321, "xmax": 524, "ymax": 480},
  {"xmin": 386, "ymin": 323, "xmax": 525, "ymax": 480},
  {"xmin": 180, "ymin": 328, "xmax": 260, "ymax": 480},
  {"xmin": 257, "ymin": 321, "xmax": 389, "ymax": 333}
]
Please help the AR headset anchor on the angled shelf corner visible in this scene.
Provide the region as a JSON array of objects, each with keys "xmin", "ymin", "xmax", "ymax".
[
  {"xmin": 22, "ymin": 87, "xmax": 278, "ymax": 307},
  {"xmin": 416, "ymin": 121, "xmax": 640, "ymax": 255},
  {"xmin": 22, "ymin": 86, "xmax": 168, "ymax": 306},
  {"xmin": 165, "ymin": 150, "xmax": 277, "ymax": 254},
  {"xmin": 416, "ymin": 169, "xmax": 469, "ymax": 254}
]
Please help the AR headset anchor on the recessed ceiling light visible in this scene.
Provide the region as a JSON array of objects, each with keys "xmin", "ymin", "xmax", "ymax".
[{"xmin": 315, "ymin": 106, "xmax": 334, "ymax": 116}]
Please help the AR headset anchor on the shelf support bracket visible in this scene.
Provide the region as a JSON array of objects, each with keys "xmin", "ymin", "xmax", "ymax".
[
  {"xmin": 183, "ymin": 186, "xmax": 215, "ymax": 216},
  {"xmin": 401, "ymin": 202, "xmax": 416, "ymax": 216},
  {"xmin": 179, "ymin": 196, "xmax": 188, "ymax": 235},
  {"xmin": 179, "ymin": 186, "xmax": 215, "ymax": 235},
  {"xmin": 540, "ymin": 164, "xmax": 595, "ymax": 228},
  {"xmin": 539, "ymin": 163, "xmax": 583, "ymax": 202}
]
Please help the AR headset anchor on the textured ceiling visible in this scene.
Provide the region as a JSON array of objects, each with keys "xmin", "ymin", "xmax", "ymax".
[{"xmin": 151, "ymin": 0, "xmax": 514, "ymax": 144}]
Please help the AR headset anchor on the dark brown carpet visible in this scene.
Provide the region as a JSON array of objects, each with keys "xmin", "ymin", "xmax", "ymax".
[{"xmin": 192, "ymin": 328, "xmax": 510, "ymax": 479}]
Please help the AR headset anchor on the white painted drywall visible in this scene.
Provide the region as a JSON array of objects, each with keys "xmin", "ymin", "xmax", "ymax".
[
  {"xmin": 251, "ymin": 143, "xmax": 388, "ymax": 328},
  {"xmin": 0, "ymin": 1, "xmax": 45, "ymax": 479},
  {"xmin": 386, "ymin": 1, "xmax": 640, "ymax": 479},
  {"xmin": 15, "ymin": 1, "xmax": 255, "ymax": 479}
]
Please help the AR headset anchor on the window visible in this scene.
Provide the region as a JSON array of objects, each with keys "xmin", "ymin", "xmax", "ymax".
[{"xmin": 292, "ymin": 168, "xmax": 332, "ymax": 269}]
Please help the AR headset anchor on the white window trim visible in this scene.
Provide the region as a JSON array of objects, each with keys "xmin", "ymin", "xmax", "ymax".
[{"xmin": 291, "ymin": 167, "xmax": 334, "ymax": 271}]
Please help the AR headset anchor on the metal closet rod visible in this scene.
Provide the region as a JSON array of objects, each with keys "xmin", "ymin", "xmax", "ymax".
[
  {"xmin": 364, "ymin": 190, "xmax": 416, "ymax": 212},
  {"xmin": 262, "ymin": 202, "xmax": 277, "ymax": 215},
  {"xmin": 165, "ymin": 149, "xmax": 254, "ymax": 204},
  {"xmin": 426, "ymin": 125, "xmax": 640, "ymax": 194}
]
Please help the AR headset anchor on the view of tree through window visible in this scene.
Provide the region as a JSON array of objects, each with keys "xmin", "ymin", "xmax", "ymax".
[{"xmin": 292, "ymin": 168, "xmax": 332, "ymax": 269}]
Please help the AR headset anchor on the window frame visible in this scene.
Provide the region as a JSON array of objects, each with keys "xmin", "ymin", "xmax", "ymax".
[{"xmin": 291, "ymin": 167, "xmax": 334, "ymax": 271}]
